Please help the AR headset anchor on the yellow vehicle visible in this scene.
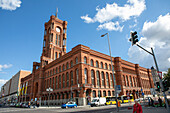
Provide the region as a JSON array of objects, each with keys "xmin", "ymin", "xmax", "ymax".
[
  {"xmin": 121, "ymin": 95, "xmax": 134, "ymax": 103},
  {"xmin": 105, "ymin": 96, "xmax": 122, "ymax": 105}
]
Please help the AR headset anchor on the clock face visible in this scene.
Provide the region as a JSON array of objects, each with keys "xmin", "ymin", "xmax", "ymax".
[{"xmin": 56, "ymin": 27, "xmax": 60, "ymax": 32}]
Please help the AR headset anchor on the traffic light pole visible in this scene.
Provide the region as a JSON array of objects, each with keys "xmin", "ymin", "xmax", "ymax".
[
  {"xmin": 101, "ymin": 33, "xmax": 119, "ymax": 112},
  {"xmin": 136, "ymin": 44, "xmax": 169, "ymax": 111}
]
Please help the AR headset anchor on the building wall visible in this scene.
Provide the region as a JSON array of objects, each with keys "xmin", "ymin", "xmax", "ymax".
[
  {"xmin": 0, "ymin": 70, "xmax": 31, "ymax": 102},
  {"xmin": 20, "ymin": 45, "xmax": 154, "ymax": 106}
]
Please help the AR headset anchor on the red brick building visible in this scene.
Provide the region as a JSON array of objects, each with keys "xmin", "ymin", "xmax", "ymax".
[{"xmin": 20, "ymin": 13, "xmax": 154, "ymax": 106}]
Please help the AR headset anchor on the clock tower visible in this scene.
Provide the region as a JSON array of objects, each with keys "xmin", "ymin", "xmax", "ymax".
[{"xmin": 41, "ymin": 11, "xmax": 67, "ymax": 66}]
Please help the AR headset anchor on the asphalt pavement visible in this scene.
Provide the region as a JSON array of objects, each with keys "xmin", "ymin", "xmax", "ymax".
[{"xmin": 0, "ymin": 104, "xmax": 169, "ymax": 113}]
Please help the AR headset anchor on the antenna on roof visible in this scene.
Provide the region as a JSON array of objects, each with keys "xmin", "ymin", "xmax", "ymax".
[{"xmin": 55, "ymin": 8, "xmax": 58, "ymax": 18}]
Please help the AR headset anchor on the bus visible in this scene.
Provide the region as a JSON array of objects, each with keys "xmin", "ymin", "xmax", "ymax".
[
  {"xmin": 121, "ymin": 95, "xmax": 134, "ymax": 103},
  {"xmin": 105, "ymin": 95, "xmax": 134, "ymax": 105},
  {"xmin": 105, "ymin": 96, "xmax": 122, "ymax": 105}
]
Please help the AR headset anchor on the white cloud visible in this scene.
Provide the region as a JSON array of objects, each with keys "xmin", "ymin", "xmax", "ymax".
[
  {"xmin": 128, "ymin": 13, "xmax": 170, "ymax": 71},
  {"xmin": 81, "ymin": 0, "xmax": 146, "ymax": 31},
  {"xmin": 0, "ymin": 0, "xmax": 21, "ymax": 11},
  {"xmin": 0, "ymin": 79, "xmax": 7, "ymax": 89},
  {"xmin": 0, "ymin": 64, "xmax": 12, "ymax": 71},
  {"xmin": 97, "ymin": 21, "xmax": 124, "ymax": 32}
]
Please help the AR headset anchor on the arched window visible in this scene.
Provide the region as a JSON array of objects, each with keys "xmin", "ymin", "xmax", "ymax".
[
  {"xmin": 59, "ymin": 75, "xmax": 61, "ymax": 88},
  {"xmin": 100, "ymin": 62, "xmax": 103, "ymax": 69},
  {"xmin": 56, "ymin": 34, "xmax": 58, "ymax": 45},
  {"xmin": 106, "ymin": 73, "xmax": 109, "ymax": 86},
  {"xmin": 91, "ymin": 59, "xmax": 94, "ymax": 66},
  {"xmin": 66, "ymin": 72, "xmax": 69, "ymax": 87},
  {"xmin": 62, "ymin": 64, "xmax": 65, "ymax": 71},
  {"xmin": 75, "ymin": 57, "xmax": 78, "ymax": 64},
  {"xmin": 66, "ymin": 62, "xmax": 69, "ymax": 70},
  {"xmin": 101, "ymin": 72, "xmax": 105, "ymax": 86},
  {"xmin": 96, "ymin": 71, "xmax": 100, "ymax": 86},
  {"xmin": 91, "ymin": 70, "xmax": 95, "ymax": 85},
  {"xmin": 109, "ymin": 64, "xmax": 111, "ymax": 70},
  {"xmin": 62, "ymin": 74, "xmax": 65, "ymax": 88},
  {"xmin": 103, "ymin": 91, "xmax": 106, "ymax": 97},
  {"xmin": 110, "ymin": 73, "xmax": 113, "ymax": 87},
  {"xmin": 123, "ymin": 75, "xmax": 126, "ymax": 86},
  {"xmin": 56, "ymin": 67, "xmax": 58, "ymax": 74},
  {"xmin": 70, "ymin": 71, "xmax": 73, "ymax": 86},
  {"xmin": 96, "ymin": 61, "xmax": 99, "ymax": 68},
  {"xmin": 84, "ymin": 68, "xmax": 87, "ymax": 84},
  {"xmin": 55, "ymin": 76, "xmax": 58, "ymax": 89},
  {"xmin": 126, "ymin": 76, "xmax": 129, "ymax": 86},
  {"xmin": 50, "ymin": 78, "xmax": 52, "ymax": 87},
  {"xmin": 59, "ymin": 66, "xmax": 61, "ymax": 72},
  {"xmin": 76, "ymin": 69, "xmax": 79, "ymax": 84},
  {"xmin": 84, "ymin": 56, "xmax": 87, "ymax": 64},
  {"xmin": 105, "ymin": 63, "xmax": 108, "ymax": 69},
  {"xmin": 53, "ymin": 77, "xmax": 54, "ymax": 88},
  {"xmin": 58, "ymin": 35, "xmax": 60, "ymax": 46},
  {"xmin": 129, "ymin": 76, "xmax": 132, "ymax": 87},
  {"xmin": 50, "ymin": 70, "xmax": 52, "ymax": 76},
  {"xmin": 70, "ymin": 61, "xmax": 73, "ymax": 68},
  {"xmin": 53, "ymin": 69, "xmax": 55, "ymax": 75},
  {"xmin": 108, "ymin": 91, "xmax": 111, "ymax": 96}
]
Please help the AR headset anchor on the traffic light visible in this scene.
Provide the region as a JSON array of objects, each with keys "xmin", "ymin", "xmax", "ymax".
[
  {"xmin": 155, "ymin": 82, "xmax": 160, "ymax": 92},
  {"xmin": 129, "ymin": 31, "xmax": 138, "ymax": 46},
  {"xmin": 162, "ymin": 80, "xmax": 169, "ymax": 92}
]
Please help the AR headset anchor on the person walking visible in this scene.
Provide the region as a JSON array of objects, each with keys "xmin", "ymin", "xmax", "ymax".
[
  {"xmin": 133, "ymin": 100, "xmax": 143, "ymax": 113},
  {"xmin": 158, "ymin": 97, "xmax": 162, "ymax": 107}
]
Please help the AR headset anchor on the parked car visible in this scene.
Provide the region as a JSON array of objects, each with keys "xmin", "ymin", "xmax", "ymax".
[
  {"xmin": 61, "ymin": 101, "xmax": 77, "ymax": 108},
  {"xmin": 15, "ymin": 103, "xmax": 20, "ymax": 107},
  {"xmin": 91, "ymin": 97, "xmax": 106, "ymax": 107}
]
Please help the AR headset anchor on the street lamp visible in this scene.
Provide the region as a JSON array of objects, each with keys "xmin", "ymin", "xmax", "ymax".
[
  {"xmin": 46, "ymin": 87, "xmax": 53, "ymax": 107},
  {"xmin": 101, "ymin": 33, "xmax": 119, "ymax": 111}
]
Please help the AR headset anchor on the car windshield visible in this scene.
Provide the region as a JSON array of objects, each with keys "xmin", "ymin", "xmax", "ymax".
[{"xmin": 92, "ymin": 99, "xmax": 98, "ymax": 102}]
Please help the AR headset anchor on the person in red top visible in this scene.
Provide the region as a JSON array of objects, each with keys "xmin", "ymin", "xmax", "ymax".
[{"xmin": 133, "ymin": 100, "xmax": 143, "ymax": 113}]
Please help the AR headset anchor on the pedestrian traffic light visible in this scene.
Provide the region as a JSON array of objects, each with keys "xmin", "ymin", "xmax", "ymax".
[
  {"xmin": 162, "ymin": 80, "xmax": 169, "ymax": 92},
  {"xmin": 155, "ymin": 82, "xmax": 160, "ymax": 92},
  {"xmin": 129, "ymin": 31, "xmax": 138, "ymax": 46}
]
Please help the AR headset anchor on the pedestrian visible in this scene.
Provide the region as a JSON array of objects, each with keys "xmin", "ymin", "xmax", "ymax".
[
  {"xmin": 158, "ymin": 97, "xmax": 162, "ymax": 107},
  {"xmin": 151, "ymin": 98, "xmax": 154, "ymax": 107},
  {"xmin": 28, "ymin": 102, "xmax": 30, "ymax": 108},
  {"xmin": 148, "ymin": 98, "xmax": 150, "ymax": 106},
  {"xmin": 133, "ymin": 100, "xmax": 143, "ymax": 113}
]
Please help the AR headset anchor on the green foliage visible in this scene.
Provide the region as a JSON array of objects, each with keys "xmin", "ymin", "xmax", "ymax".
[{"xmin": 163, "ymin": 68, "xmax": 170, "ymax": 87}]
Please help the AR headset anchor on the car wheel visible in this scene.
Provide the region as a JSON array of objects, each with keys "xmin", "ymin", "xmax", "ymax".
[{"xmin": 74, "ymin": 106, "xmax": 76, "ymax": 108}]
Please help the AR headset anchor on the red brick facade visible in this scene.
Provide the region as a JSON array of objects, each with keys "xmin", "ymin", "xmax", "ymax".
[{"xmin": 20, "ymin": 14, "xmax": 154, "ymax": 106}]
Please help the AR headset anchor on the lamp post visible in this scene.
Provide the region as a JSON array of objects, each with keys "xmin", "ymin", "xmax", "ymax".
[
  {"xmin": 46, "ymin": 87, "xmax": 53, "ymax": 107},
  {"xmin": 101, "ymin": 33, "xmax": 119, "ymax": 112}
]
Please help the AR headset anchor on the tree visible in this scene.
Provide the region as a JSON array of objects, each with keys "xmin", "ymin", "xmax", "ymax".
[{"xmin": 163, "ymin": 68, "xmax": 170, "ymax": 87}]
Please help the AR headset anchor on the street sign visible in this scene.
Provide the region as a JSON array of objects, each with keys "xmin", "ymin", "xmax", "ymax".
[
  {"xmin": 150, "ymin": 88, "xmax": 156, "ymax": 95},
  {"xmin": 142, "ymin": 92, "xmax": 144, "ymax": 96},
  {"xmin": 116, "ymin": 85, "xmax": 121, "ymax": 93}
]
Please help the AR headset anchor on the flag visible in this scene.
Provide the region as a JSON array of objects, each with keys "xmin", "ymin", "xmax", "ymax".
[
  {"xmin": 19, "ymin": 84, "xmax": 22, "ymax": 96},
  {"xmin": 25, "ymin": 82, "xmax": 28, "ymax": 95},
  {"xmin": 22, "ymin": 84, "xmax": 25, "ymax": 95},
  {"xmin": 17, "ymin": 87, "xmax": 19, "ymax": 96}
]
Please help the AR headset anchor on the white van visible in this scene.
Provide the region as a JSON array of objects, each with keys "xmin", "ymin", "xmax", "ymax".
[{"xmin": 91, "ymin": 97, "xmax": 106, "ymax": 107}]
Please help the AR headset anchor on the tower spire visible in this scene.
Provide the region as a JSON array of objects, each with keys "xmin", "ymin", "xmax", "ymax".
[{"xmin": 55, "ymin": 8, "xmax": 58, "ymax": 18}]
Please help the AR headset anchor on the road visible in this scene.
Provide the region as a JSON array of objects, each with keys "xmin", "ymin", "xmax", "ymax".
[{"xmin": 0, "ymin": 105, "xmax": 169, "ymax": 113}]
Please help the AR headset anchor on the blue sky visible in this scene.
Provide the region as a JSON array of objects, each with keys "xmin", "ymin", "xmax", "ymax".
[{"xmin": 0, "ymin": 0, "xmax": 170, "ymax": 89}]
